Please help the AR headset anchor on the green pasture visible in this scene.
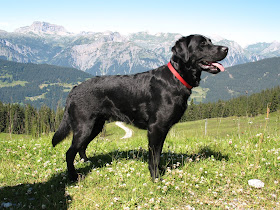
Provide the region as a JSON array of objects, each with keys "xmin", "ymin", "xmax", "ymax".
[{"xmin": 0, "ymin": 112, "xmax": 279, "ymax": 209}]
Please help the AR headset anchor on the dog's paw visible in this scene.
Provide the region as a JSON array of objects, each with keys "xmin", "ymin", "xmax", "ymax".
[
  {"xmin": 68, "ymin": 172, "xmax": 78, "ymax": 182},
  {"xmin": 68, "ymin": 173, "xmax": 85, "ymax": 182}
]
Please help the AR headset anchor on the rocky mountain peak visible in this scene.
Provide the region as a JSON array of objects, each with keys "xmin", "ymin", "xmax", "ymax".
[
  {"xmin": 14, "ymin": 21, "xmax": 71, "ymax": 36},
  {"xmin": 261, "ymin": 41, "xmax": 280, "ymax": 54}
]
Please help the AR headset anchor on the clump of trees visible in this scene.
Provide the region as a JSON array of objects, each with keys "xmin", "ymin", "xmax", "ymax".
[
  {"xmin": 0, "ymin": 103, "xmax": 64, "ymax": 137},
  {"xmin": 181, "ymin": 86, "xmax": 280, "ymax": 122}
]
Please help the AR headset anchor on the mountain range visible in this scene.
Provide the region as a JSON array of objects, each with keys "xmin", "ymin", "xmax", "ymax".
[{"xmin": 1, "ymin": 21, "xmax": 280, "ymax": 76}]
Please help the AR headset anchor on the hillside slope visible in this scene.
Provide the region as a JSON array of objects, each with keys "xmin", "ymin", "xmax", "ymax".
[
  {"xmin": 200, "ymin": 57, "xmax": 280, "ymax": 102},
  {"xmin": 0, "ymin": 59, "xmax": 91, "ymax": 109}
]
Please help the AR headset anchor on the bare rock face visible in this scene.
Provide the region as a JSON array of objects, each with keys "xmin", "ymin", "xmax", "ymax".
[
  {"xmin": 15, "ymin": 21, "xmax": 71, "ymax": 36},
  {"xmin": 1, "ymin": 21, "xmax": 280, "ymax": 76}
]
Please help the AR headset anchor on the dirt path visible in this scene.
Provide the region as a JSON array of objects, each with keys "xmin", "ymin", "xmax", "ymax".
[{"xmin": 115, "ymin": 122, "xmax": 133, "ymax": 139}]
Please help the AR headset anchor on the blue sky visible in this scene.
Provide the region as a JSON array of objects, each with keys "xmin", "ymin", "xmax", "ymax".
[{"xmin": 1, "ymin": 0, "xmax": 280, "ymax": 46}]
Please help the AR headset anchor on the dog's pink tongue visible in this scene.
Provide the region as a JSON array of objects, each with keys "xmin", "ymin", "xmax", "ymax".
[{"xmin": 212, "ymin": 62, "xmax": 225, "ymax": 72}]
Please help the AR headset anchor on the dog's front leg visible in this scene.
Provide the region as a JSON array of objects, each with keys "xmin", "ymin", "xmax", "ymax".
[{"xmin": 147, "ymin": 124, "xmax": 169, "ymax": 181}]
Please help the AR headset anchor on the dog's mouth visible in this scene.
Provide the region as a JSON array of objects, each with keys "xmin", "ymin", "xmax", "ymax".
[{"xmin": 198, "ymin": 61, "xmax": 225, "ymax": 74}]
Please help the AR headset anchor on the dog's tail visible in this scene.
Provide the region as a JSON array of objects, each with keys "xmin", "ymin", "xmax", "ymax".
[{"xmin": 52, "ymin": 108, "xmax": 71, "ymax": 147}]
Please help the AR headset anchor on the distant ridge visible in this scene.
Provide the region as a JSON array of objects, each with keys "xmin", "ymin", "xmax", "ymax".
[{"xmin": 0, "ymin": 21, "xmax": 279, "ymax": 76}]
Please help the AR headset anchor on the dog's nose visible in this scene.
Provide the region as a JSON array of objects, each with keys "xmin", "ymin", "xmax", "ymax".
[{"xmin": 221, "ymin": 46, "xmax": 228, "ymax": 53}]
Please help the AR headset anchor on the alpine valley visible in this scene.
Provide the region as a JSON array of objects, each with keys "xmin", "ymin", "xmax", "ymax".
[{"xmin": 0, "ymin": 21, "xmax": 280, "ymax": 108}]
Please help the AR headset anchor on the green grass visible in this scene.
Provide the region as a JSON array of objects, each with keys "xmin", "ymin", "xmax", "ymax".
[
  {"xmin": 39, "ymin": 82, "xmax": 79, "ymax": 93},
  {"xmin": 0, "ymin": 112, "xmax": 279, "ymax": 209},
  {"xmin": 25, "ymin": 92, "xmax": 47, "ymax": 101},
  {"xmin": 0, "ymin": 80, "xmax": 28, "ymax": 87}
]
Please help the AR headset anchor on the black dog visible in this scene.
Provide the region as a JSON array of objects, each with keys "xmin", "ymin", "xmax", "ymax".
[{"xmin": 52, "ymin": 34, "xmax": 228, "ymax": 181}]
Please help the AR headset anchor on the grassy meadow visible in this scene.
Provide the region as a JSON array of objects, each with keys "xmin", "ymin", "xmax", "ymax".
[{"xmin": 0, "ymin": 111, "xmax": 279, "ymax": 209}]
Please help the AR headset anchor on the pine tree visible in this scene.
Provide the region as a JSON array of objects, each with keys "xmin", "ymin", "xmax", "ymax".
[
  {"xmin": 25, "ymin": 104, "xmax": 37, "ymax": 135},
  {"xmin": 270, "ymin": 91, "xmax": 280, "ymax": 113},
  {"xmin": 11, "ymin": 104, "xmax": 25, "ymax": 134},
  {"xmin": 187, "ymin": 99, "xmax": 196, "ymax": 121},
  {"xmin": 55, "ymin": 106, "xmax": 64, "ymax": 131},
  {"xmin": 0, "ymin": 101, "xmax": 7, "ymax": 132},
  {"xmin": 38, "ymin": 105, "xmax": 52, "ymax": 134}
]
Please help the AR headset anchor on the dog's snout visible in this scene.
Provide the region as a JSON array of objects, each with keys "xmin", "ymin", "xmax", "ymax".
[{"xmin": 221, "ymin": 46, "xmax": 228, "ymax": 53}]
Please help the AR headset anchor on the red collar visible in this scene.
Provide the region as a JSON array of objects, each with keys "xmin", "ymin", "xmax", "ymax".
[{"xmin": 167, "ymin": 62, "xmax": 193, "ymax": 90}]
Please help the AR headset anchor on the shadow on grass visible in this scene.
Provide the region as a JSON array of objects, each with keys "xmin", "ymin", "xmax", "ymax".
[
  {"xmin": 0, "ymin": 146, "xmax": 228, "ymax": 209},
  {"xmin": 80, "ymin": 146, "xmax": 229, "ymax": 176},
  {"xmin": 0, "ymin": 171, "xmax": 71, "ymax": 209}
]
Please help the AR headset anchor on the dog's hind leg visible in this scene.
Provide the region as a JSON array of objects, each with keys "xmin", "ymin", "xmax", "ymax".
[
  {"xmin": 78, "ymin": 119, "xmax": 106, "ymax": 161},
  {"xmin": 66, "ymin": 120, "xmax": 96, "ymax": 181},
  {"xmin": 66, "ymin": 143, "xmax": 79, "ymax": 181}
]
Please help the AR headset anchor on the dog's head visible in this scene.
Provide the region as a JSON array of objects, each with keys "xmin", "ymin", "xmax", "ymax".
[{"xmin": 171, "ymin": 35, "xmax": 228, "ymax": 74}]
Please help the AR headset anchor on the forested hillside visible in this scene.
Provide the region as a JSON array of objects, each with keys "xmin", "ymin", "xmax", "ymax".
[
  {"xmin": 0, "ymin": 102, "xmax": 64, "ymax": 136},
  {"xmin": 183, "ymin": 86, "xmax": 280, "ymax": 121},
  {"xmin": 0, "ymin": 59, "xmax": 91, "ymax": 109},
  {"xmin": 201, "ymin": 57, "xmax": 280, "ymax": 102},
  {"xmin": 0, "ymin": 86, "xmax": 279, "ymax": 136}
]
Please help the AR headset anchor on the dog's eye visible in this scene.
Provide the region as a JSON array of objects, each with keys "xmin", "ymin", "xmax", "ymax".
[{"xmin": 200, "ymin": 41, "xmax": 206, "ymax": 46}]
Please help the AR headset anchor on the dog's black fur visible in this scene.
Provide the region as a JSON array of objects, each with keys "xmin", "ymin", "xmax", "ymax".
[{"xmin": 52, "ymin": 35, "xmax": 228, "ymax": 181}]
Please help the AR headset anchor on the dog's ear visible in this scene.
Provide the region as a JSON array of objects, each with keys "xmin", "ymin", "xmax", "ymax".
[{"xmin": 171, "ymin": 37, "xmax": 190, "ymax": 63}]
